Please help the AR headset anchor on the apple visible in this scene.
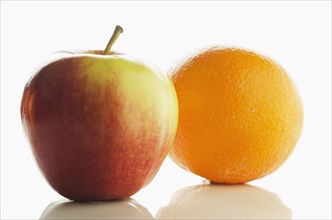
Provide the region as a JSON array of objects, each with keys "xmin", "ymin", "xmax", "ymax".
[{"xmin": 21, "ymin": 26, "xmax": 178, "ymax": 201}]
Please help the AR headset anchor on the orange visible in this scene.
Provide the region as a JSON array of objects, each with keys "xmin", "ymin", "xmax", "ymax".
[{"xmin": 170, "ymin": 47, "xmax": 303, "ymax": 183}]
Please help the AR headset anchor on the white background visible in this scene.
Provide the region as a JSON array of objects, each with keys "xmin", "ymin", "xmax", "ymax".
[{"xmin": 1, "ymin": 1, "xmax": 331, "ymax": 219}]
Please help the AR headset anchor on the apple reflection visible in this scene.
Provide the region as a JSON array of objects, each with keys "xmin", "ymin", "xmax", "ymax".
[
  {"xmin": 40, "ymin": 198, "xmax": 154, "ymax": 219},
  {"xmin": 156, "ymin": 183, "xmax": 292, "ymax": 219}
]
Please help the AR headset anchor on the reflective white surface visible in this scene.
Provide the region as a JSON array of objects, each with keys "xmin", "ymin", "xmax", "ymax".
[
  {"xmin": 157, "ymin": 183, "xmax": 291, "ymax": 219},
  {"xmin": 1, "ymin": 1, "xmax": 331, "ymax": 219},
  {"xmin": 38, "ymin": 183, "xmax": 291, "ymax": 220},
  {"xmin": 40, "ymin": 199, "xmax": 154, "ymax": 219}
]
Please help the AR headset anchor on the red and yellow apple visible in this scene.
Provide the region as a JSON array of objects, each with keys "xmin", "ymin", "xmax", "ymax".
[{"xmin": 21, "ymin": 26, "xmax": 178, "ymax": 201}]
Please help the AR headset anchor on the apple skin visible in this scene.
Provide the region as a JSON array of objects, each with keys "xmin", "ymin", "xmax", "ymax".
[{"xmin": 21, "ymin": 50, "xmax": 178, "ymax": 201}]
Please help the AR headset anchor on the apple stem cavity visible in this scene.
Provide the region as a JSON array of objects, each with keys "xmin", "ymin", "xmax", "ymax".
[{"xmin": 104, "ymin": 25, "xmax": 123, "ymax": 55}]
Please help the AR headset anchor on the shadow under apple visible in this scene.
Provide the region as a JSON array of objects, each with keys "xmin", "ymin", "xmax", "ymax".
[
  {"xmin": 40, "ymin": 198, "xmax": 154, "ymax": 219},
  {"xmin": 156, "ymin": 183, "xmax": 292, "ymax": 219}
]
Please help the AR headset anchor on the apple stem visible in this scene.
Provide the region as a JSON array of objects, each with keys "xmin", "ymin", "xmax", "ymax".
[{"xmin": 104, "ymin": 25, "xmax": 123, "ymax": 55}]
